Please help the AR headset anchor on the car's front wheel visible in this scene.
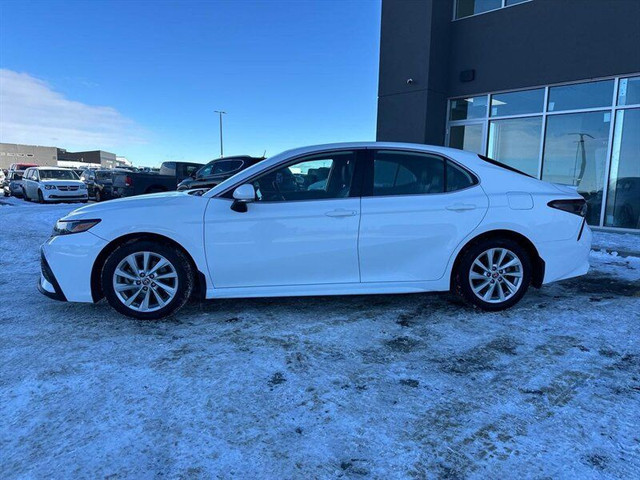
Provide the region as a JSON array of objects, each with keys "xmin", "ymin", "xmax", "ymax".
[
  {"xmin": 101, "ymin": 240, "xmax": 195, "ymax": 319},
  {"xmin": 453, "ymin": 238, "xmax": 531, "ymax": 311}
]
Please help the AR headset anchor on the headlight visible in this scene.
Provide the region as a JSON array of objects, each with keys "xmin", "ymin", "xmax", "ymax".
[
  {"xmin": 52, "ymin": 219, "xmax": 101, "ymax": 236},
  {"xmin": 44, "ymin": 185, "xmax": 56, "ymax": 190}
]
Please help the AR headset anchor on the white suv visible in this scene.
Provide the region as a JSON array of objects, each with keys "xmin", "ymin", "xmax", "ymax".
[{"xmin": 22, "ymin": 167, "xmax": 88, "ymax": 203}]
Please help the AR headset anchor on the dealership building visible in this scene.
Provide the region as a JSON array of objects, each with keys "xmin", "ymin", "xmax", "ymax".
[
  {"xmin": 0, "ymin": 143, "xmax": 117, "ymax": 170},
  {"xmin": 377, "ymin": 0, "xmax": 640, "ymax": 231}
]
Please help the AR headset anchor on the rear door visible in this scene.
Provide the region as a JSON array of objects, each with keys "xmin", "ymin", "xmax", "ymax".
[{"xmin": 358, "ymin": 149, "xmax": 489, "ymax": 282}]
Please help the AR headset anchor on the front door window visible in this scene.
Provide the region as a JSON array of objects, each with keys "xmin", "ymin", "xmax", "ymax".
[{"xmin": 251, "ymin": 151, "xmax": 356, "ymax": 202}]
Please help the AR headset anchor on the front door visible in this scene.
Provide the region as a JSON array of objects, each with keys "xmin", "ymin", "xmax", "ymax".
[
  {"xmin": 204, "ymin": 150, "xmax": 362, "ymax": 288},
  {"xmin": 358, "ymin": 149, "xmax": 489, "ymax": 282}
]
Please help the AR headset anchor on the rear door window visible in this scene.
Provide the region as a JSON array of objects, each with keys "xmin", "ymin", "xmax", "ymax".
[{"xmin": 371, "ymin": 150, "xmax": 445, "ymax": 196}]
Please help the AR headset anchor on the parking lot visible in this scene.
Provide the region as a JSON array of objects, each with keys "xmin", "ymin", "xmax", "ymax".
[{"xmin": 1, "ymin": 196, "xmax": 639, "ymax": 479}]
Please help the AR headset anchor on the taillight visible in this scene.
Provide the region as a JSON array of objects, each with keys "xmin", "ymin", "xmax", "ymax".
[
  {"xmin": 125, "ymin": 176, "xmax": 132, "ymax": 187},
  {"xmin": 548, "ymin": 199, "xmax": 587, "ymax": 217}
]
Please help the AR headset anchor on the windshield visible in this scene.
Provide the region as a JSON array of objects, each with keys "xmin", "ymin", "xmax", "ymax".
[{"xmin": 39, "ymin": 170, "xmax": 79, "ymax": 180}]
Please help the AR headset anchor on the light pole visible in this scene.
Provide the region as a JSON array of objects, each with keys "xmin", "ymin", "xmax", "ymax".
[{"xmin": 214, "ymin": 110, "xmax": 226, "ymax": 157}]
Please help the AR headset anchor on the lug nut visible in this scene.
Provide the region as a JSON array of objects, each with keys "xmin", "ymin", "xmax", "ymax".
[
  {"xmin": 140, "ymin": 272, "xmax": 145, "ymax": 277},
  {"xmin": 151, "ymin": 282, "xmax": 156, "ymax": 287},
  {"xmin": 149, "ymin": 274, "xmax": 155, "ymax": 279},
  {"xmin": 136, "ymin": 280, "xmax": 141, "ymax": 285},
  {"xmin": 143, "ymin": 286, "xmax": 148, "ymax": 291}
]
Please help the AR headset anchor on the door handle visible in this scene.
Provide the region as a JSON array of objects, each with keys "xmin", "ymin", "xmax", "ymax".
[
  {"xmin": 446, "ymin": 203, "xmax": 476, "ymax": 211},
  {"xmin": 325, "ymin": 209, "xmax": 357, "ymax": 217}
]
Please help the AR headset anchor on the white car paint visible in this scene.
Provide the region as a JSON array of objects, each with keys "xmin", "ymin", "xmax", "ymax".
[
  {"xmin": 39, "ymin": 142, "xmax": 591, "ymax": 308},
  {"xmin": 22, "ymin": 167, "xmax": 88, "ymax": 203}
]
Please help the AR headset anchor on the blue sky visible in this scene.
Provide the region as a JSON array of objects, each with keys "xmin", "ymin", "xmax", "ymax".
[{"xmin": 0, "ymin": 0, "xmax": 381, "ymax": 166}]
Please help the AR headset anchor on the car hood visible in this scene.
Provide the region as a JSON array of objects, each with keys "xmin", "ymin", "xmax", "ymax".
[{"xmin": 62, "ymin": 190, "xmax": 193, "ymax": 220}]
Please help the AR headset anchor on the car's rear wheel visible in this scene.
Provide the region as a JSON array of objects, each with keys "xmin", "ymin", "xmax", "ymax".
[
  {"xmin": 453, "ymin": 238, "xmax": 531, "ymax": 311},
  {"xmin": 101, "ymin": 240, "xmax": 195, "ymax": 319}
]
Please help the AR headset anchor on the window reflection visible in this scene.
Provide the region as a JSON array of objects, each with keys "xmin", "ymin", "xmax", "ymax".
[
  {"xmin": 542, "ymin": 112, "xmax": 611, "ymax": 226},
  {"xmin": 548, "ymin": 80, "xmax": 614, "ymax": 112},
  {"xmin": 449, "ymin": 96, "xmax": 488, "ymax": 121},
  {"xmin": 490, "ymin": 89, "xmax": 544, "ymax": 117},
  {"xmin": 618, "ymin": 77, "xmax": 640, "ymax": 106},
  {"xmin": 605, "ymin": 108, "xmax": 640, "ymax": 228},
  {"xmin": 449, "ymin": 124, "xmax": 484, "ymax": 153},
  {"xmin": 455, "ymin": 0, "xmax": 502, "ymax": 19},
  {"xmin": 488, "ymin": 117, "xmax": 542, "ymax": 176}
]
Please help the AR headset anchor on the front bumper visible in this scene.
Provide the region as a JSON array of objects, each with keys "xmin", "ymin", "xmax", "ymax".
[
  {"xmin": 39, "ymin": 231, "xmax": 108, "ymax": 303},
  {"xmin": 38, "ymin": 251, "xmax": 67, "ymax": 301},
  {"xmin": 43, "ymin": 189, "xmax": 88, "ymax": 202}
]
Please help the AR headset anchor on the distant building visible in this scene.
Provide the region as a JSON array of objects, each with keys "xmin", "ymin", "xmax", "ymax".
[
  {"xmin": 57, "ymin": 149, "xmax": 117, "ymax": 168},
  {"xmin": 0, "ymin": 143, "xmax": 119, "ymax": 170},
  {"xmin": 0, "ymin": 143, "xmax": 57, "ymax": 169}
]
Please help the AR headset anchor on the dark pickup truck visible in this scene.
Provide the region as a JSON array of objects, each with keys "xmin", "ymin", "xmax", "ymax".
[{"xmin": 109, "ymin": 161, "xmax": 202, "ymax": 199}]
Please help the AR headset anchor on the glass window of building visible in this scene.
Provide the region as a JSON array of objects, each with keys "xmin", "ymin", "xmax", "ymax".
[
  {"xmin": 449, "ymin": 124, "xmax": 484, "ymax": 153},
  {"xmin": 488, "ymin": 117, "xmax": 542, "ymax": 177},
  {"xmin": 618, "ymin": 76, "xmax": 640, "ymax": 106},
  {"xmin": 542, "ymin": 111, "xmax": 611, "ymax": 226},
  {"xmin": 455, "ymin": 0, "xmax": 502, "ymax": 19},
  {"xmin": 604, "ymin": 108, "xmax": 640, "ymax": 228},
  {"xmin": 490, "ymin": 89, "xmax": 544, "ymax": 117},
  {"xmin": 449, "ymin": 96, "xmax": 488, "ymax": 121},
  {"xmin": 547, "ymin": 79, "xmax": 614, "ymax": 112}
]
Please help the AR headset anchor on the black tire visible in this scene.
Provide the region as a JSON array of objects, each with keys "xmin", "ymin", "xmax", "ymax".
[
  {"xmin": 101, "ymin": 240, "xmax": 195, "ymax": 320},
  {"xmin": 37, "ymin": 190, "xmax": 45, "ymax": 204},
  {"xmin": 453, "ymin": 238, "xmax": 531, "ymax": 311}
]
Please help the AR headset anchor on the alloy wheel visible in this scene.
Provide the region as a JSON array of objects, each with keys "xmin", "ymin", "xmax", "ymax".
[
  {"xmin": 468, "ymin": 248, "xmax": 523, "ymax": 304},
  {"xmin": 112, "ymin": 251, "xmax": 179, "ymax": 312}
]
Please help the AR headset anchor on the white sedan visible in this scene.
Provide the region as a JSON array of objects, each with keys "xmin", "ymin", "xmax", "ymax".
[{"xmin": 38, "ymin": 143, "xmax": 591, "ymax": 319}]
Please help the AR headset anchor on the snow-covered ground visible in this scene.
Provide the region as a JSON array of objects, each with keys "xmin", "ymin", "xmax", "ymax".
[{"xmin": 1, "ymin": 195, "xmax": 639, "ymax": 479}]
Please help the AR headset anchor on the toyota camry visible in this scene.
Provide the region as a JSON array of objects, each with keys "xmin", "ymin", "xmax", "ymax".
[{"xmin": 38, "ymin": 142, "xmax": 591, "ymax": 319}]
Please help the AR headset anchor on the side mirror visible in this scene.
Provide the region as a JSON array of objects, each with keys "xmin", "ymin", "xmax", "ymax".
[{"xmin": 231, "ymin": 184, "xmax": 255, "ymax": 212}]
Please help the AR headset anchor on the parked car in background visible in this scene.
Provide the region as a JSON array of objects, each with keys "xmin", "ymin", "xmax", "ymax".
[
  {"xmin": 80, "ymin": 168, "xmax": 119, "ymax": 202},
  {"xmin": 39, "ymin": 142, "xmax": 591, "ymax": 320},
  {"xmin": 177, "ymin": 156, "xmax": 265, "ymax": 191},
  {"xmin": 108, "ymin": 161, "xmax": 202, "ymax": 199},
  {"xmin": 22, "ymin": 167, "xmax": 88, "ymax": 203},
  {"xmin": 7, "ymin": 163, "xmax": 38, "ymax": 177},
  {"xmin": 3, "ymin": 171, "xmax": 25, "ymax": 197},
  {"xmin": 607, "ymin": 177, "xmax": 640, "ymax": 229}
]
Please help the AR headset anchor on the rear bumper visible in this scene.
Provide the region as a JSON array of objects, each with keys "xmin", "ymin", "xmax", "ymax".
[{"xmin": 538, "ymin": 224, "xmax": 592, "ymax": 284}]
